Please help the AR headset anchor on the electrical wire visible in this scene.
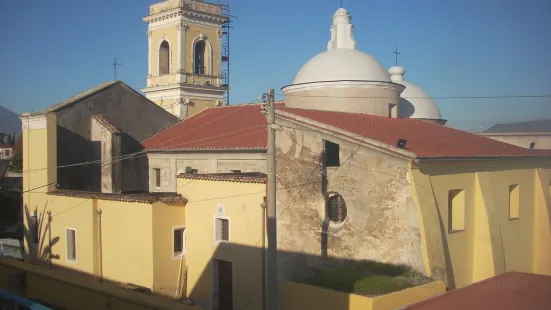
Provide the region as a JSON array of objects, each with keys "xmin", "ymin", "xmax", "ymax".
[{"xmin": 277, "ymin": 93, "xmax": 551, "ymax": 100}]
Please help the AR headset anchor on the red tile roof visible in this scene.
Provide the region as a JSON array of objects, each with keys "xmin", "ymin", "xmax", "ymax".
[
  {"xmin": 277, "ymin": 107, "xmax": 551, "ymax": 159},
  {"xmin": 406, "ymin": 272, "xmax": 551, "ymax": 310},
  {"xmin": 142, "ymin": 103, "xmax": 551, "ymax": 159},
  {"xmin": 142, "ymin": 104, "xmax": 268, "ymax": 151},
  {"xmin": 0, "ymin": 144, "xmax": 13, "ymax": 149},
  {"xmin": 178, "ymin": 172, "xmax": 267, "ymax": 184}
]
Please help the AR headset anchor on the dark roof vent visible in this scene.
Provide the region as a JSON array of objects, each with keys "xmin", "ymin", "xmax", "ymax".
[{"xmin": 397, "ymin": 138, "xmax": 407, "ymax": 149}]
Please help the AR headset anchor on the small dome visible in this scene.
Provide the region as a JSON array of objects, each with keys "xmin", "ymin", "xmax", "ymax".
[
  {"xmin": 293, "ymin": 49, "xmax": 391, "ymax": 85},
  {"xmin": 389, "ymin": 66, "xmax": 443, "ymax": 121}
]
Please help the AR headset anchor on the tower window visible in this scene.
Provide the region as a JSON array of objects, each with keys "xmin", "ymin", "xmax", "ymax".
[
  {"xmin": 159, "ymin": 40, "xmax": 170, "ymax": 75},
  {"xmin": 194, "ymin": 40, "xmax": 206, "ymax": 75},
  {"xmin": 324, "ymin": 140, "xmax": 340, "ymax": 167}
]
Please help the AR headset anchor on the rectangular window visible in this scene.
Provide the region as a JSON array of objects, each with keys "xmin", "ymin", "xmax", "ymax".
[
  {"xmin": 215, "ymin": 218, "xmax": 230, "ymax": 242},
  {"xmin": 173, "ymin": 227, "xmax": 186, "ymax": 257},
  {"xmin": 4, "ymin": 150, "xmax": 10, "ymax": 156},
  {"xmin": 154, "ymin": 168, "xmax": 161, "ymax": 188},
  {"xmin": 324, "ymin": 140, "xmax": 340, "ymax": 167},
  {"xmin": 448, "ymin": 189, "xmax": 465, "ymax": 233},
  {"xmin": 509, "ymin": 184, "xmax": 520, "ymax": 220},
  {"xmin": 66, "ymin": 228, "xmax": 77, "ymax": 262}
]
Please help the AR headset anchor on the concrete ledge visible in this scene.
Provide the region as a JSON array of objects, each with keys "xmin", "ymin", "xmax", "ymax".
[
  {"xmin": 0, "ymin": 257, "xmax": 199, "ymax": 310},
  {"xmin": 280, "ymin": 280, "xmax": 446, "ymax": 310}
]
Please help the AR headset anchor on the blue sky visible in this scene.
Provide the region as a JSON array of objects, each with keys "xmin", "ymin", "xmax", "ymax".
[{"xmin": 1, "ymin": 0, "xmax": 550, "ymax": 132}]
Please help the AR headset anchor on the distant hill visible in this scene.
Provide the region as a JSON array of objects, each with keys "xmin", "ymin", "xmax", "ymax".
[{"xmin": 0, "ymin": 105, "xmax": 21, "ymax": 135}]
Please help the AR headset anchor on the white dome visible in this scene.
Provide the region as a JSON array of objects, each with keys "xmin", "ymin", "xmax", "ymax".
[
  {"xmin": 389, "ymin": 66, "xmax": 443, "ymax": 120},
  {"xmin": 293, "ymin": 49, "xmax": 391, "ymax": 85}
]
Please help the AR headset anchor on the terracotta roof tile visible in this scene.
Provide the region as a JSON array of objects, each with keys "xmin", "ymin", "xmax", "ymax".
[
  {"xmin": 142, "ymin": 104, "xmax": 269, "ymax": 151},
  {"xmin": 0, "ymin": 144, "xmax": 13, "ymax": 149},
  {"xmin": 142, "ymin": 102, "xmax": 551, "ymax": 159},
  {"xmin": 47, "ymin": 189, "xmax": 187, "ymax": 204},
  {"xmin": 277, "ymin": 107, "xmax": 551, "ymax": 159},
  {"xmin": 406, "ymin": 272, "xmax": 551, "ymax": 310},
  {"xmin": 178, "ymin": 172, "xmax": 267, "ymax": 184}
]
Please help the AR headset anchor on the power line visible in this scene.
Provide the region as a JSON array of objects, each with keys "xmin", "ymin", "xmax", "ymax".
[
  {"xmin": 19, "ymin": 98, "xmax": 268, "ymax": 174},
  {"xmin": 278, "ymin": 93, "xmax": 551, "ymax": 100}
]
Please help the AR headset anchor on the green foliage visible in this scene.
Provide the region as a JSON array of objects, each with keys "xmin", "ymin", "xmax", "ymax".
[
  {"xmin": 305, "ymin": 260, "xmax": 425, "ymax": 296},
  {"xmin": 8, "ymin": 134, "xmax": 23, "ymax": 171},
  {"xmin": 353, "ymin": 275, "xmax": 412, "ymax": 295}
]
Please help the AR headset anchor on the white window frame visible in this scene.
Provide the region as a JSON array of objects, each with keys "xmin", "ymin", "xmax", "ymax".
[
  {"xmin": 213, "ymin": 216, "xmax": 230, "ymax": 245},
  {"xmin": 65, "ymin": 227, "xmax": 77, "ymax": 264},
  {"xmin": 172, "ymin": 225, "xmax": 187, "ymax": 259}
]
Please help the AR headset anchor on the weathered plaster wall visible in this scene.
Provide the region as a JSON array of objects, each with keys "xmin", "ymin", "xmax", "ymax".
[
  {"xmin": 275, "ymin": 119, "xmax": 424, "ymax": 283},
  {"xmin": 55, "ymin": 82, "xmax": 178, "ymax": 192},
  {"xmin": 148, "ymin": 152, "xmax": 266, "ymax": 192}
]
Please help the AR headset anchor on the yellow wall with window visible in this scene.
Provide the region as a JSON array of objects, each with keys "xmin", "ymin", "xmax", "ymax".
[
  {"xmin": 411, "ymin": 160, "xmax": 551, "ymax": 289},
  {"xmin": 178, "ymin": 176, "xmax": 266, "ymax": 310}
]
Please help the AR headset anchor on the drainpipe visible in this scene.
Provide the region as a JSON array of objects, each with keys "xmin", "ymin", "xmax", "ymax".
[
  {"xmin": 47, "ymin": 210, "xmax": 52, "ymax": 269},
  {"xmin": 97, "ymin": 209, "xmax": 103, "ymax": 282},
  {"xmin": 261, "ymin": 197, "xmax": 267, "ymax": 310}
]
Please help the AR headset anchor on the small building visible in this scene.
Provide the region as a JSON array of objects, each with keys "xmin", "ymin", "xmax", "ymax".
[
  {"xmin": 20, "ymin": 80, "xmax": 179, "ymax": 194},
  {"xmin": 142, "ymin": 103, "xmax": 269, "ymax": 192},
  {"xmin": 479, "ymin": 119, "xmax": 551, "ymax": 150},
  {"xmin": 0, "ymin": 144, "xmax": 13, "ymax": 160}
]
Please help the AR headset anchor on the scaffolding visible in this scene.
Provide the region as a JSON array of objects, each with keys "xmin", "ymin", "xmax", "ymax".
[{"xmin": 220, "ymin": 0, "xmax": 231, "ymax": 105}]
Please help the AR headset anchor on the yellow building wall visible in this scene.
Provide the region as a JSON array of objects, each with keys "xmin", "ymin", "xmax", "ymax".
[
  {"xmin": 0, "ymin": 257, "xmax": 201, "ymax": 310},
  {"xmin": 534, "ymin": 168, "xmax": 551, "ymax": 275},
  {"xmin": 280, "ymin": 281, "xmax": 446, "ymax": 310},
  {"xmin": 44, "ymin": 195, "xmax": 96, "ymax": 275},
  {"xmin": 152, "ymin": 202, "xmax": 187, "ymax": 298},
  {"xmin": 411, "ymin": 161, "xmax": 551, "ymax": 289},
  {"xmin": 188, "ymin": 99, "xmax": 217, "ymax": 116},
  {"xmin": 178, "ymin": 178, "xmax": 265, "ymax": 310},
  {"xmin": 98, "ymin": 200, "xmax": 154, "ymax": 289},
  {"xmin": 21, "ymin": 113, "xmax": 58, "ymax": 264}
]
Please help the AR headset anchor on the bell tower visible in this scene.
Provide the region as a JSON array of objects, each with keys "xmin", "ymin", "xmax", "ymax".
[{"xmin": 142, "ymin": 0, "xmax": 229, "ymax": 119}]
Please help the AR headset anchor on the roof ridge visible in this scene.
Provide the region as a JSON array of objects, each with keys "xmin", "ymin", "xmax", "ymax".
[{"xmin": 40, "ymin": 80, "xmax": 120, "ymax": 114}]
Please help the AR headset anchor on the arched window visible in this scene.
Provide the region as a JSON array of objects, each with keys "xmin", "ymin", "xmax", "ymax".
[
  {"xmin": 159, "ymin": 41, "xmax": 170, "ymax": 75},
  {"xmin": 194, "ymin": 40, "xmax": 207, "ymax": 75},
  {"xmin": 327, "ymin": 194, "xmax": 347, "ymax": 223}
]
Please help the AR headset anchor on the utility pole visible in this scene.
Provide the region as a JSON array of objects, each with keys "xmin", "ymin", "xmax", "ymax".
[
  {"xmin": 262, "ymin": 88, "xmax": 278, "ymax": 310},
  {"xmin": 109, "ymin": 57, "xmax": 122, "ymax": 81}
]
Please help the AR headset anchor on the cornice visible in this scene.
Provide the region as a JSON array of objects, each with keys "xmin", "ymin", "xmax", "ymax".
[{"xmin": 143, "ymin": 8, "xmax": 228, "ymax": 25}]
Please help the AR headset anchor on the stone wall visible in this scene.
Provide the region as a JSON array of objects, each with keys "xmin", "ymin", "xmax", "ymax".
[
  {"xmin": 275, "ymin": 119, "xmax": 425, "ymax": 283},
  {"xmin": 55, "ymin": 82, "xmax": 178, "ymax": 192}
]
